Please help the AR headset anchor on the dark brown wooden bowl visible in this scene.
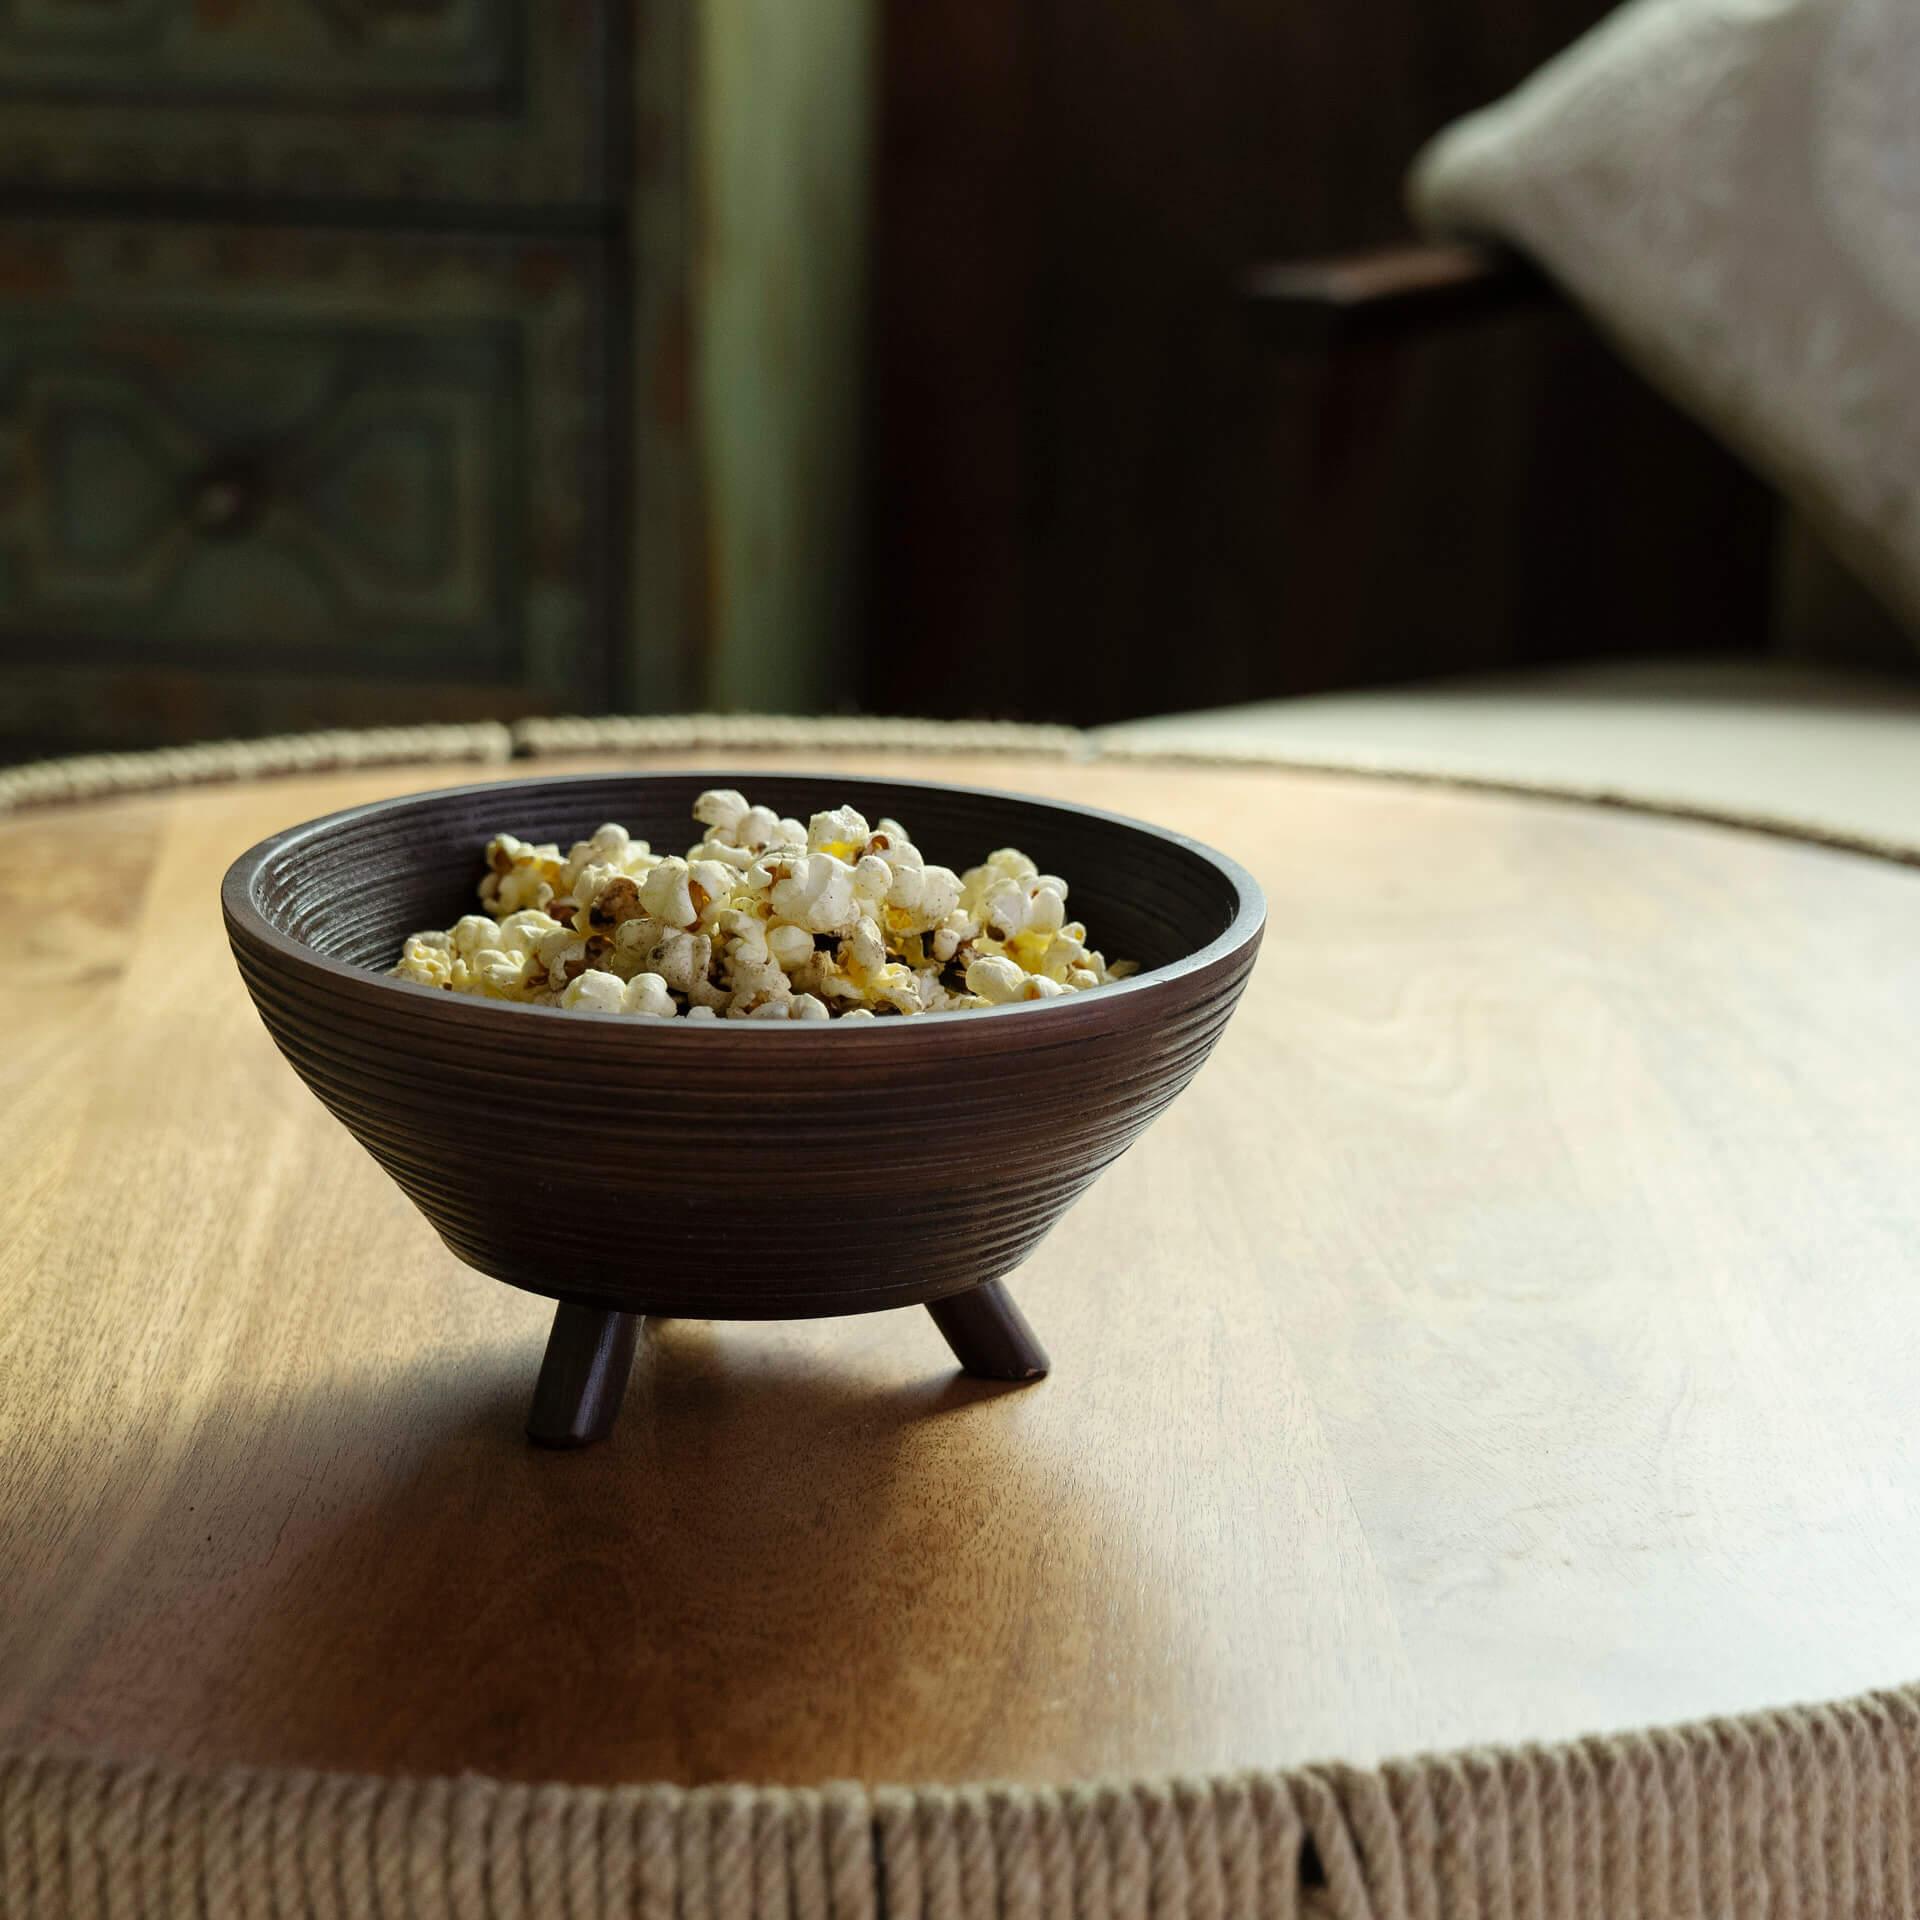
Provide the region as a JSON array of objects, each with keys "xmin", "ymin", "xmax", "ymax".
[{"xmin": 222, "ymin": 772, "xmax": 1264, "ymax": 1443}]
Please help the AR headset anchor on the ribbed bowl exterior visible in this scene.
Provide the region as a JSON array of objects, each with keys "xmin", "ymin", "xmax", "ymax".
[{"xmin": 222, "ymin": 773, "xmax": 1264, "ymax": 1319}]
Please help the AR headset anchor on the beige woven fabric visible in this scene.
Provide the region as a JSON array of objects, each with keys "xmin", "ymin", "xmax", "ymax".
[
  {"xmin": 0, "ymin": 716, "xmax": 1087, "ymax": 818},
  {"xmin": 1409, "ymin": 0, "xmax": 1920, "ymax": 649},
  {"xmin": 8, "ymin": 708, "xmax": 1920, "ymax": 876},
  {"xmin": 8, "ymin": 1683, "xmax": 1920, "ymax": 1917},
  {"xmin": 0, "ymin": 722, "xmax": 515, "ymax": 816}
]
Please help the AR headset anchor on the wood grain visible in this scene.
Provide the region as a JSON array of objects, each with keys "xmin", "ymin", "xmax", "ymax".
[
  {"xmin": 5, "ymin": 751, "xmax": 1920, "ymax": 1793},
  {"xmin": 1245, "ymin": 241, "xmax": 1552, "ymax": 349},
  {"xmin": 865, "ymin": 1, "xmax": 1778, "ymax": 724}
]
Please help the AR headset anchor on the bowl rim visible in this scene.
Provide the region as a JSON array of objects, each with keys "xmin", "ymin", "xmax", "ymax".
[{"xmin": 221, "ymin": 769, "xmax": 1267, "ymax": 1036}]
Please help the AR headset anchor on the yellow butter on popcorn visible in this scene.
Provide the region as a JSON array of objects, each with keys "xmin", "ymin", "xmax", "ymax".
[{"xmin": 392, "ymin": 791, "xmax": 1134, "ymax": 1020}]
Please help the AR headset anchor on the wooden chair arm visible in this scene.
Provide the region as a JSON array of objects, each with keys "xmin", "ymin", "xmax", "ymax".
[{"xmin": 1244, "ymin": 241, "xmax": 1553, "ymax": 349}]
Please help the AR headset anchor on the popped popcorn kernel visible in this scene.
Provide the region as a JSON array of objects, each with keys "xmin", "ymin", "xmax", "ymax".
[
  {"xmin": 639, "ymin": 857, "xmax": 697, "ymax": 928},
  {"xmin": 692, "ymin": 788, "xmax": 750, "ymax": 835},
  {"xmin": 623, "ymin": 973, "xmax": 678, "ymax": 1019},
  {"xmin": 394, "ymin": 930, "xmax": 454, "ymax": 989},
  {"xmin": 766, "ymin": 922, "xmax": 815, "ymax": 972},
  {"xmin": 479, "ymin": 834, "xmax": 563, "ymax": 916},
  {"xmin": 561, "ymin": 969, "xmax": 626, "ymax": 1014},
  {"xmin": 393, "ymin": 791, "xmax": 1132, "ymax": 1021},
  {"xmin": 767, "ymin": 851, "xmax": 859, "ymax": 934},
  {"xmin": 451, "ymin": 915, "xmax": 505, "ymax": 960},
  {"xmin": 471, "ymin": 946, "xmax": 538, "ymax": 998},
  {"xmin": 965, "ymin": 954, "xmax": 1026, "ymax": 1005},
  {"xmin": 807, "ymin": 805, "xmax": 871, "ymax": 860}
]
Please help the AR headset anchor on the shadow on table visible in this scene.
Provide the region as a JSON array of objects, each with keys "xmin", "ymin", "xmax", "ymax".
[{"xmin": 68, "ymin": 1314, "xmax": 1175, "ymax": 1787}]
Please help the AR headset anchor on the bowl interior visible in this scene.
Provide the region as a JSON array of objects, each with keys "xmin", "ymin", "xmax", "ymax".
[{"xmin": 245, "ymin": 771, "xmax": 1252, "ymax": 987}]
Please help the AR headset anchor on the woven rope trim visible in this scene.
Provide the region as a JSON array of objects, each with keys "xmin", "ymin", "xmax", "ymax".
[
  {"xmin": 1092, "ymin": 736, "xmax": 1920, "ymax": 872},
  {"xmin": 7, "ymin": 1681, "xmax": 1920, "ymax": 1918},
  {"xmin": 0, "ymin": 716, "xmax": 1086, "ymax": 817},
  {"xmin": 4, "ymin": 713, "xmax": 1917, "ymax": 880},
  {"xmin": 512, "ymin": 714, "xmax": 1089, "ymax": 759},
  {"xmin": 0, "ymin": 722, "xmax": 517, "ymax": 815}
]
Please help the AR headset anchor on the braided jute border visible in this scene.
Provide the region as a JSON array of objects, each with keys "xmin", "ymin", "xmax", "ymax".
[
  {"xmin": 9, "ymin": 714, "xmax": 1920, "ymax": 1915},
  {"xmin": 5, "ymin": 711, "xmax": 1918, "ymax": 877},
  {"xmin": 0, "ymin": 717, "xmax": 1083, "ymax": 817},
  {"xmin": 6, "ymin": 1681, "xmax": 1920, "ymax": 1918}
]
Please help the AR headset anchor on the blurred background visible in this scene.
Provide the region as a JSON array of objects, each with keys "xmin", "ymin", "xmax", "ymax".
[{"xmin": 0, "ymin": 0, "xmax": 1911, "ymax": 764}]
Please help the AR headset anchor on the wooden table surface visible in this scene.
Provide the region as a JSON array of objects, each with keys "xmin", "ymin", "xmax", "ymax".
[{"xmin": 5, "ymin": 750, "xmax": 1918, "ymax": 1793}]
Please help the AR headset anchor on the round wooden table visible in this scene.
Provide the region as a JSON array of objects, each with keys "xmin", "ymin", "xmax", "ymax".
[{"xmin": 6, "ymin": 747, "xmax": 1918, "ymax": 1797}]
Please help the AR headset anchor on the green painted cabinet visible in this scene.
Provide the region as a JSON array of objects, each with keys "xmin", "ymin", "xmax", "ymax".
[
  {"xmin": 0, "ymin": 222, "xmax": 609, "ymax": 746},
  {"xmin": 0, "ymin": 2, "xmax": 615, "ymax": 206},
  {"xmin": 0, "ymin": 1, "xmax": 873, "ymax": 755}
]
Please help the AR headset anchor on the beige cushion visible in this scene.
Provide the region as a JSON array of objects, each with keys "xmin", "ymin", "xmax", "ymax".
[
  {"xmin": 1098, "ymin": 659, "xmax": 1920, "ymax": 852},
  {"xmin": 1409, "ymin": 0, "xmax": 1920, "ymax": 649}
]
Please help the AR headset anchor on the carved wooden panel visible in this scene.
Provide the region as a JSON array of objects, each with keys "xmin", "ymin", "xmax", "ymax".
[
  {"xmin": 0, "ymin": 221, "xmax": 609, "ymax": 739},
  {"xmin": 0, "ymin": 1, "xmax": 615, "ymax": 204}
]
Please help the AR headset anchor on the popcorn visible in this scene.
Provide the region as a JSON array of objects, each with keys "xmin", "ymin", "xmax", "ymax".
[
  {"xmin": 807, "ymin": 806, "xmax": 870, "ymax": 859},
  {"xmin": 964, "ymin": 954, "xmax": 1025, "ymax": 1004},
  {"xmin": 623, "ymin": 973, "xmax": 678, "ymax": 1019},
  {"xmin": 766, "ymin": 922, "xmax": 815, "ymax": 971},
  {"xmin": 695, "ymin": 789, "xmax": 800, "ymax": 856},
  {"xmin": 868, "ymin": 963, "xmax": 923, "ymax": 1015},
  {"xmin": 472, "ymin": 946, "xmax": 537, "ymax": 997},
  {"xmin": 480, "ymin": 834, "xmax": 563, "ymax": 916},
  {"xmin": 845, "ymin": 915, "xmax": 887, "ymax": 978},
  {"xmin": 561, "ymin": 822, "xmax": 654, "ymax": 899},
  {"xmin": 560, "ymin": 969, "xmax": 625, "ymax": 1014},
  {"xmin": 639, "ymin": 857, "xmax": 697, "ymax": 928},
  {"xmin": 446, "ymin": 915, "xmax": 496, "ymax": 953},
  {"xmin": 392, "ymin": 789, "xmax": 1133, "ymax": 1020},
  {"xmin": 496, "ymin": 909, "xmax": 561, "ymax": 956},
  {"xmin": 688, "ymin": 860, "xmax": 736, "ymax": 927},
  {"xmin": 737, "ymin": 806, "xmax": 792, "ymax": 853},
  {"xmin": 691, "ymin": 788, "xmax": 750, "ymax": 836},
  {"xmin": 394, "ymin": 930, "xmax": 454, "ymax": 989},
  {"xmin": 765, "ymin": 851, "xmax": 858, "ymax": 934},
  {"xmin": 639, "ymin": 926, "xmax": 715, "ymax": 998},
  {"xmin": 1025, "ymin": 887, "xmax": 1067, "ymax": 938},
  {"xmin": 574, "ymin": 867, "xmax": 642, "ymax": 930},
  {"xmin": 884, "ymin": 860, "xmax": 962, "ymax": 933}
]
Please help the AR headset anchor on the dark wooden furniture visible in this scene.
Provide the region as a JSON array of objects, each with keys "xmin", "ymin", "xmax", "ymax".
[
  {"xmin": 0, "ymin": 218, "xmax": 619, "ymax": 750},
  {"xmin": 1243, "ymin": 240, "xmax": 1914, "ymax": 676},
  {"xmin": 0, "ymin": 5, "xmax": 872, "ymax": 759},
  {"xmin": 0, "ymin": 6, "xmax": 636, "ymax": 757},
  {"xmin": 863, "ymin": 1, "xmax": 1785, "ymax": 725},
  {"xmin": 1244, "ymin": 241, "xmax": 1550, "ymax": 349}
]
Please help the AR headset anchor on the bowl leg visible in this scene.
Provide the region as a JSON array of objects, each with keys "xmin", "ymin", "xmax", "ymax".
[
  {"xmin": 526, "ymin": 1303, "xmax": 641, "ymax": 1448},
  {"xmin": 926, "ymin": 1279, "xmax": 1051, "ymax": 1382}
]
